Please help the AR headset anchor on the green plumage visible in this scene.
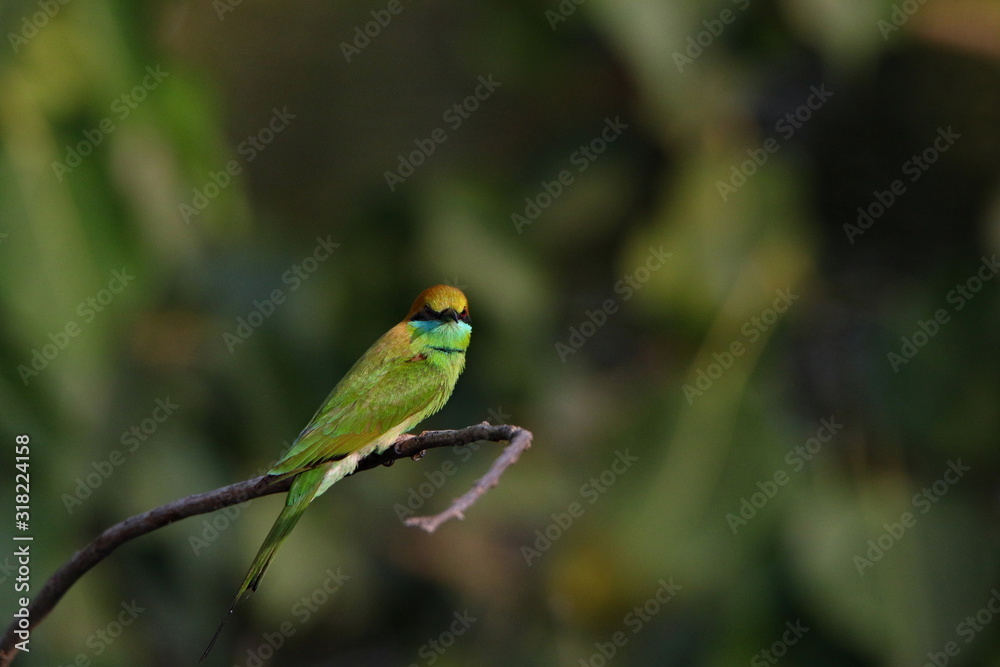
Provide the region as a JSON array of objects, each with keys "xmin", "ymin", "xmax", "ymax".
[
  {"xmin": 270, "ymin": 321, "xmax": 466, "ymax": 477},
  {"xmin": 202, "ymin": 286, "xmax": 471, "ymax": 660}
]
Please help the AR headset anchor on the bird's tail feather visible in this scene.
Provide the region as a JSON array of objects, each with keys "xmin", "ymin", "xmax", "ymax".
[{"xmin": 200, "ymin": 468, "xmax": 325, "ymax": 661}]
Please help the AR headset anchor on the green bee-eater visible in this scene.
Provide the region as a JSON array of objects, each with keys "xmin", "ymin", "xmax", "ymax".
[{"xmin": 202, "ymin": 285, "xmax": 471, "ymax": 659}]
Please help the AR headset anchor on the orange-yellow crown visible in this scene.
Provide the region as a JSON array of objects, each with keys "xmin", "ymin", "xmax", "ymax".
[{"xmin": 406, "ymin": 285, "xmax": 469, "ymax": 320}]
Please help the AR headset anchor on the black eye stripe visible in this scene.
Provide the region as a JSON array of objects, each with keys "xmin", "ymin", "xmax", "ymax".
[
  {"xmin": 410, "ymin": 304, "xmax": 437, "ymax": 321},
  {"xmin": 409, "ymin": 304, "xmax": 471, "ymax": 323}
]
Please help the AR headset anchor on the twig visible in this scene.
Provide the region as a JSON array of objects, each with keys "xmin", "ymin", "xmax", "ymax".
[
  {"xmin": 0, "ymin": 422, "xmax": 531, "ymax": 666},
  {"xmin": 404, "ymin": 425, "xmax": 532, "ymax": 532}
]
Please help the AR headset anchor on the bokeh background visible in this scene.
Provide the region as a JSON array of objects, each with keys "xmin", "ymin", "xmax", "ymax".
[{"xmin": 2, "ymin": 0, "xmax": 1000, "ymax": 665}]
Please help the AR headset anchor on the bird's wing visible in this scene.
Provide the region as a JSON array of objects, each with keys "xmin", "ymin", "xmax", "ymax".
[{"xmin": 268, "ymin": 344, "xmax": 448, "ymax": 477}]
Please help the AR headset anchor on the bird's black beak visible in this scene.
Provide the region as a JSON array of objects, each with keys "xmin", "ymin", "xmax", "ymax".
[{"xmin": 440, "ymin": 308, "xmax": 460, "ymax": 323}]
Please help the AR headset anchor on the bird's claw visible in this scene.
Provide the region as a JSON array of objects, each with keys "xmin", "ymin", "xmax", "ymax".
[{"xmin": 393, "ymin": 434, "xmax": 415, "ymax": 455}]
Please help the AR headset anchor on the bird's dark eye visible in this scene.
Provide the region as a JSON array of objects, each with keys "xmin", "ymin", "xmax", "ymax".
[
  {"xmin": 410, "ymin": 304, "xmax": 439, "ymax": 321},
  {"xmin": 410, "ymin": 303, "xmax": 470, "ymax": 323}
]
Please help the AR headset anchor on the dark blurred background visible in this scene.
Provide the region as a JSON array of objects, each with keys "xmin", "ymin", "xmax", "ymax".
[{"xmin": 2, "ymin": 0, "xmax": 1000, "ymax": 665}]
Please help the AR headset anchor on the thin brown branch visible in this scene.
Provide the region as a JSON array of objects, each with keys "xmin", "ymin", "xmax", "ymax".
[
  {"xmin": 405, "ymin": 425, "xmax": 532, "ymax": 532},
  {"xmin": 0, "ymin": 423, "xmax": 531, "ymax": 666}
]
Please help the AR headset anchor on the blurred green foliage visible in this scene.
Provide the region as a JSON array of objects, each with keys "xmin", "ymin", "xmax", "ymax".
[{"xmin": 2, "ymin": 0, "xmax": 1000, "ymax": 665}]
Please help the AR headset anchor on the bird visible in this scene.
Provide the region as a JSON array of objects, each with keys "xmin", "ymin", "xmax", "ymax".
[{"xmin": 201, "ymin": 284, "xmax": 471, "ymax": 660}]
